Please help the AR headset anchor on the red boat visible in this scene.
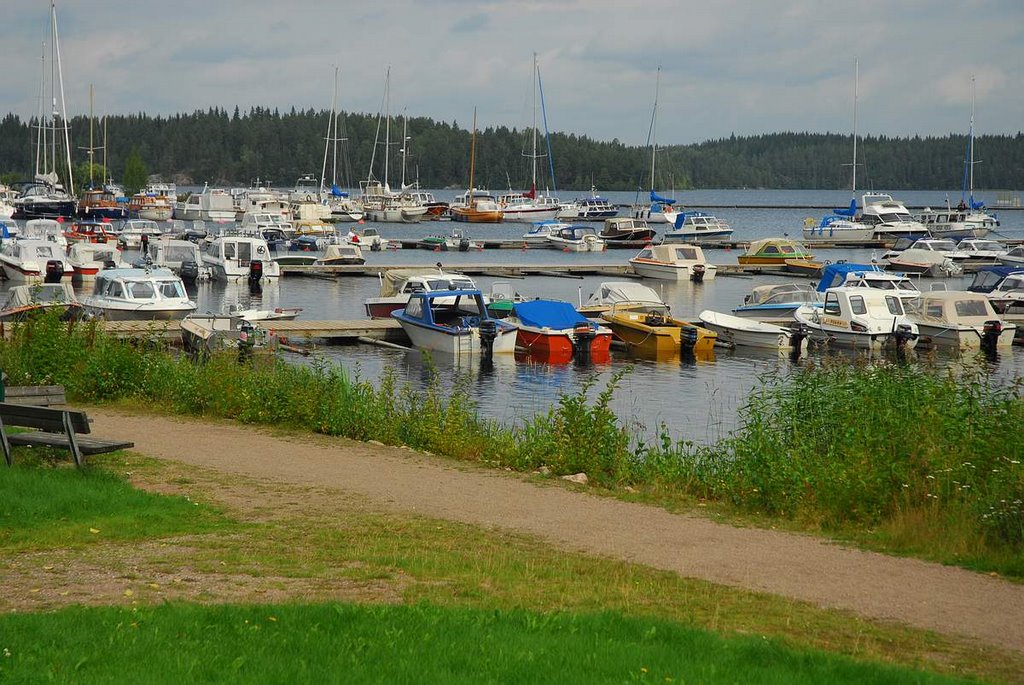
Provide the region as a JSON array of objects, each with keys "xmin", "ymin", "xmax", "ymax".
[
  {"xmin": 64, "ymin": 219, "xmax": 117, "ymax": 244},
  {"xmin": 511, "ymin": 299, "xmax": 613, "ymax": 364}
]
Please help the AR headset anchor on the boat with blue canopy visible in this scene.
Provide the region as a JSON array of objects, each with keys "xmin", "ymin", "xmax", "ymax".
[
  {"xmin": 392, "ymin": 288, "xmax": 517, "ymax": 359},
  {"xmin": 510, "ymin": 299, "xmax": 612, "ymax": 364}
]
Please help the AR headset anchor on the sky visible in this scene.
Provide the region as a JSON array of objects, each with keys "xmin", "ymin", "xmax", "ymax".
[{"xmin": 1, "ymin": 0, "xmax": 1021, "ymax": 147}]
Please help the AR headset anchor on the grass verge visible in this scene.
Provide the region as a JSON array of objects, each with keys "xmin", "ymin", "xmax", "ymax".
[{"xmin": 0, "ymin": 602, "xmax": 980, "ymax": 685}]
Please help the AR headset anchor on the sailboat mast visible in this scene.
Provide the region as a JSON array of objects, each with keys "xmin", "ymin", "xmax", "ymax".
[
  {"xmin": 851, "ymin": 59, "xmax": 858, "ymax": 198},
  {"xmin": 531, "ymin": 52, "xmax": 538, "ymax": 194},
  {"xmin": 52, "ymin": 0, "xmax": 73, "ymax": 192},
  {"xmin": 468, "ymin": 108, "xmax": 477, "ymax": 198},
  {"xmin": 103, "ymin": 116, "xmax": 108, "ymax": 185},
  {"xmin": 35, "ymin": 43, "xmax": 45, "ymax": 178},
  {"xmin": 321, "ymin": 67, "xmax": 338, "ymax": 194},
  {"xmin": 968, "ymin": 75, "xmax": 976, "ymax": 203},
  {"xmin": 89, "ymin": 84, "xmax": 94, "ymax": 187},
  {"xmin": 332, "ymin": 79, "xmax": 339, "ymax": 187},
  {"xmin": 650, "ymin": 66, "xmax": 661, "ymax": 191},
  {"xmin": 400, "ymin": 110, "xmax": 409, "ymax": 189},
  {"xmin": 383, "ymin": 68, "xmax": 391, "ymax": 189}
]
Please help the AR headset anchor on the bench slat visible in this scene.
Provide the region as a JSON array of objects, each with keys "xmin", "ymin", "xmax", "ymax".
[
  {"xmin": 0, "ymin": 403, "xmax": 90, "ymax": 434},
  {"xmin": 4, "ymin": 385, "xmax": 66, "ymax": 407},
  {"xmin": 7, "ymin": 432, "xmax": 134, "ymax": 456}
]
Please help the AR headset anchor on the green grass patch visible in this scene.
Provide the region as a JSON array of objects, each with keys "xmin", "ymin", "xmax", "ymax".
[
  {"xmin": 0, "ymin": 602, "xmax": 977, "ymax": 685},
  {"xmin": 1, "ymin": 311, "xmax": 1021, "ymax": 577},
  {"xmin": 0, "ymin": 459, "xmax": 224, "ymax": 551}
]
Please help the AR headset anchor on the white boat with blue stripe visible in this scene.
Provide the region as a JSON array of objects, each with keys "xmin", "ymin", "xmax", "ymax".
[{"xmin": 392, "ymin": 288, "xmax": 518, "ymax": 359}]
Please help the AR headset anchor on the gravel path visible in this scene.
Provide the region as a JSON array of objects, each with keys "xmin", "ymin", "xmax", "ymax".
[{"xmin": 88, "ymin": 408, "xmax": 1024, "ymax": 652}]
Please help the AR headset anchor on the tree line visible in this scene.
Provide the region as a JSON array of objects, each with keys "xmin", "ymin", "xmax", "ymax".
[{"xmin": 0, "ymin": 108, "xmax": 1021, "ymax": 193}]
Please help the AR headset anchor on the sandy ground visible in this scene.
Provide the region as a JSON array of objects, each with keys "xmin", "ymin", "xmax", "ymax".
[{"xmin": 77, "ymin": 408, "xmax": 1024, "ymax": 653}]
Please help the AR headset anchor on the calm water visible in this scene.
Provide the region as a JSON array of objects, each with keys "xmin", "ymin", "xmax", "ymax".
[{"xmin": 6, "ymin": 189, "xmax": 1023, "ymax": 443}]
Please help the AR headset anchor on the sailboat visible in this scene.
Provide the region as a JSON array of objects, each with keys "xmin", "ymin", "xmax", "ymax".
[
  {"xmin": 319, "ymin": 67, "xmax": 365, "ymax": 223},
  {"xmin": 498, "ymin": 54, "xmax": 562, "ymax": 223},
  {"xmin": 450, "ymin": 109, "xmax": 504, "ymax": 223},
  {"xmin": 917, "ymin": 77, "xmax": 999, "ymax": 240},
  {"xmin": 630, "ymin": 67, "xmax": 678, "ymax": 225},
  {"xmin": 360, "ymin": 69, "xmax": 426, "ymax": 223},
  {"xmin": 12, "ymin": 2, "xmax": 77, "ymax": 221},
  {"xmin": 77, "ymin": 86, "xmax": 126, "ymax": 220}
]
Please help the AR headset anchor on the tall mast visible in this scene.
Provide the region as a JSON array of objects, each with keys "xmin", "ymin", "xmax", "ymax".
[
  {"xmin": 383, "ymin": 67, "xmax": 391, "ymax": 190},
  {"xmin": 531, "ymin": 52, "xmax": 538, "ymax": 194},
  {"xmin": 969, "ymin": 75, "xmax": 976, "ymax": 204},
  {"xmin": 400, "ymin": 109, "xmax": 410, "ymax": 190},
  {"xmin": 88, "ymin": 84, "xmax": 94, "ymax": 187},
  {"xmin": 649, "ymin": 66, "xmax": 661, "ymax": 191},
  {"xmin": 468, "ymin": 108, "xmax": 477, "ymax": 198},
  {"xmin": 103, "ymin": 116, "xmax": 108, "ymax": 185},
  {"xmin": 321, "ymin": 66, "xmax": 338, "ymax": 194},
  {"xmin": 35, "ymin": 42, "xmax": 45, "ymax": 178},
  {"xmin": 851, "ymin": 59, "xmax": 858, "ymax": 198},
  {"xmin": 51, "ymin": 0, "xmax": 73, "ymax": 192}
]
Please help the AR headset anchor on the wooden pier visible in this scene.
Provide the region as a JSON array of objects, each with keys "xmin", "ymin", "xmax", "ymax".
[
  {"xmin": 101, "ymin": 318, "xmax": 408, "ymax": 343},
  {"xmin": 279, "ymin": 263, "xmax": 635, "ymax": 278}
]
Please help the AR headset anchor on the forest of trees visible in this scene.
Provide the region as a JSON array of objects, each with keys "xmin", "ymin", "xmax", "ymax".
[{"xmin": 1, "ymin": 107, "xmax": 1021, "ymax": 193}]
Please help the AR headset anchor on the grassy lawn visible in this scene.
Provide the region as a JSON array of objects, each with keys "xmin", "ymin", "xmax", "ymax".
[{"xmin": 0, "ymin": 603, "xmax": 978, "ymax": 685}]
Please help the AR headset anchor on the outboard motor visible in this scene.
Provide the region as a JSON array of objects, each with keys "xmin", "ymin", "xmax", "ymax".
[
  {"xmin": 690, "ymin": 263, "xmax": 706, "ymax": 283},
  {"xmin": 788, "ymin": 323, "xmax": 808, "ymax": 362},
  {"xmin": 102, "ymin": 259, "xmax": 118, "ymax": 270},
  {"xmin": 248, "ymin": 260, "xmax": 264, "ymax": 295},
  {"xmin": 981, "ymin": 319, "xmax": 1003, "ymax": 357},
  {"xmin": 572, "ymin": 323, "xmax": 597, "ymax": 365},
  {"xmin": 179, "ymin": 260, "xmax": 200, "ymax": 283},
  {"xmin": 44, "ymin": 259, "xmax": 64, "ymax": 283},
  {"xmin": 680, "ymin": 324, "xmax": 699, "ymax": 350},
  {"xmin": 478, "ymin": 319, "xmax": 498, "ymax": 364},
  {"xmin": 458, "ymin": 237, "xmax": 471, "ymax": 252},
  {"xmin": 370, "ymin": 239, "xmax": 382, "ymax": 253},
  {"xmin": 892, "ymin": 323, "xmax": 915, "ymax": 351}
]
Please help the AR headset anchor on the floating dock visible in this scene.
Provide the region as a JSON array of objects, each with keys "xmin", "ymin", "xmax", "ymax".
[{"xmin": 101, "ymin": 318, "xmax": 408, "ymax": 343}]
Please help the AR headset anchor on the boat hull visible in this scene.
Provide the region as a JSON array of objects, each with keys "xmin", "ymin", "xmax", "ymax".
[
  {"xmin": 699, "ymin": 310, "xmax": 804, "ymax": 351},
  {"xmin": 916, "ymin": 322, "xmax": 1016, "ymax": 351},
  {"xmin": 397, "ymin": 318, "xmax": 518, "ymax": 357},
  {"xmin": 450, "ymin": 207, "xmax": 503, "ymax": 223},
  {"xmin": 630, "ymin": 260, "xmax": 718, "ymax": 281},
  {"xmin": 515, "ymin": 326, "xmax": 612, "ymax": 364},
  {"xmin": 602, "ymin": 311, "xmax": 717, "ymax": 358}
]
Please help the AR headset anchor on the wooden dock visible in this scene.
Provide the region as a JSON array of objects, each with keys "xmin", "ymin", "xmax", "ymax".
[
  {"xmin": 101, "ymin": 318, "xmax": 408, "ymax": 343},
  {"xmin": 279, "ymin": 263, "xmax": 635, "ymax": 278}
]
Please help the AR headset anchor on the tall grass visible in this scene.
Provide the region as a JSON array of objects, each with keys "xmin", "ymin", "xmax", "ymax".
[
  {"xmin": 1, "ymin": 312, "xmax": 1021, "ymax": 574},
  {"xmin": 0, "ymin": 603, "xmax": 976, "ymax": 684}
]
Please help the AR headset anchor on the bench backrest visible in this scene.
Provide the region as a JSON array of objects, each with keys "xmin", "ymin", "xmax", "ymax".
[
  {"xmin": 4, "ymin": 385, "xmax": 67, "ymax": 406},
  {"xmin": 0, "ymin": 403, "xmax": 91, "ymax": 434}
]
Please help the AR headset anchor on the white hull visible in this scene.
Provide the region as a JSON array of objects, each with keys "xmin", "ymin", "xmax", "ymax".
[
  {"xmin": 83, "ymin": 301, "xmax": 196, "ymax": 321},
  {"xmin": 803, "ymin": 224, "xmax": 876, "ymax": 242},
  {"xmin": 630, "ymin": 261, "xmax": 717, "ymax": 281},
  {"xmin": 663, "ymin": 228, "xmax": 733, "ymax": 243},
  {"xmin": 547, "ymin": 237, "xmax": 605, "ymax": 252},
  {"xmin": 916, "ymin": 322, "xmax": 1016, "ymax": 350},
  {"xmin": 137, "ymin": 206, "xmax": 173, "ymax": 222},
  {"xmin": 699, "ymin": 310, "xmax": 803, "ymax": 351},
  {"xmin": 399, "ymin": 320, "xmax": 518, "ymax": 357},
  {"xmin": 206, "ymin": 262, "xmax": 282, "ymax": 284},
  {"xmin": 502, "ymin": 207, "xmax": 560, "ymax": 223}
]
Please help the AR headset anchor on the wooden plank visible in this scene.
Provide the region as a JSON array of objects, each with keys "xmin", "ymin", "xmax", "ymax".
[
  {"xmin": 0, "ymin": 403, "xmax": 90, "ymax": 434},
  {"xmin": 4, "ymin": 385, "xmax": 66, "ymax": 406},
  {"xmin": 7, "ymin": 432, "xmax": 134, "ymax": 456}
]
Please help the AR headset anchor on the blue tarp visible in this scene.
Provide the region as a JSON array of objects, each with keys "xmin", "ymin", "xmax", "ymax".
[
  {"xmin": 649, "ymin": 190, "xmax": 676, "ymax": 205},
  {"xmin": 513, "ymin": 299, "xmax": 589, "ymax": 330},
  {"xmin": 833, "ymin": 199, "xmax": 857, "ymax": 217},
  {"xmin": 815, "ymin": 263, "xmax": 881, "ymax": 292},
  {"xmin": 331, "ymin": 184, "xmax": 348, "ymax": 198}
]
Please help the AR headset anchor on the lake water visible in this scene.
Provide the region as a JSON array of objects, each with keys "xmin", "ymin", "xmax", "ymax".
[{"xmin": 6, "ymin": 189, "xmax": 1023, "ymax": 444}]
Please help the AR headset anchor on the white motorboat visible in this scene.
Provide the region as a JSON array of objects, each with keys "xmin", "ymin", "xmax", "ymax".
[
  {"xmin": 419, "ymin": 228, "xmax": 482, "ymax": 252},
  {"xmin": 793, "ymin": 286, "xmax": 919, "ymax": 351},
  {"xmin": 200, "ymin": 235, "xmax": 281, "ymax": 283},
  {"xmin": 19, "ymin": 218, "xmax": 67, "ymax": 250},
  {"xmin": 349, "ymin": 227, "xmax": 394, "ymax": 251},
  {"xmin": 392, "ymin": 288, "xmax": 518, "ymax": 358},
  {"xmin": 998, "ymin": 246, "xmax": 1024, "ymax": 267},
  {"xmin": 143, "ymin": 238, "xmax": 209, "ymax": 282},
  {"xmin": 880, "ymin": 237, "xmax": 969, "ymax": 263},
  {"xmin": 315, "ymin": 243, "xmax": 365, "ymax": 265},
  {"xmin": 966, "ymin": 267, "xmax": 1024, "ymax": 314},
  {"xmin": 662, "ymin": 211, "xmax": 733, "ymax": 243},
  {"xmin": 81, "ymin": 267, "xmax": 197, "ymax": 320},
  {"xmin": 364, "ymin": 268, "xmax": 480, "ymax": 319},
  {"xmin": 174, "ymin": 186, "xmax": 236, "ymax": 222},
  {"xmin": 600, "ymin": 217, "xmax": 658, "ymax": 243},
  {"xmin": 240, "ymin": 212, "xmax": 295, "ymax": 238},
  {"xmin": 117, "ymin": 219, "xmax": 163, "ymax": 249},
  {"xmin": 918, "ymin": 206, "xmax": 997, "ymax": 240},
  {"xmin": 557, "ymin": 188, "xmax": 618, "ymax": 220},
  {"xmin": 731, "ymin": 283, "xmax": 822, "ymax": 323},
  {"xmin": 629, "ymin": 243, "xmax": 717, "ymax": 281},
  {"xmin": 883, "ymin": 247, "xmax": 962, "ymax": 277},
  {"xmin": 955, "ymin": 238, "xmax": 1009, "ymax": 263},
  {"xmin": 578, "ymin": 281, "xmax": 666, "ymax": 318},
  {"xmin": 224, "ymin": 304, "xmax": 303, "ymax": 322},
  {"xmin": 67, "ymin": 242, "xmax": 128, "ymax": 283},
  {"xmin": 910, "ymin": 290, "xmax": 1016, "ymax": 351},
  {"xmin": 547, "ymin": 225, "xmax": 605, "ymax": 252},
  {"xmin": 0, "ymin": 239, "xmax": 73, "ymax": 284},
  {"xmin": 698, "ymin": 309, "xmax": 807, "ymax": 353},
  {"xmin": 522, "ymin": 221, "xmax": 570, "ymax": 246}
]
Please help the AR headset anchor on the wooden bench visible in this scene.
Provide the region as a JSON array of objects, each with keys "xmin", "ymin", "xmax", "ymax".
[
  {"xmin": 0, "ymin": 402, "xmax": 134, "ymax": 468},
  {"xmin": 3, "ymin": 384, "xmax": 67, "ymax": 406}
]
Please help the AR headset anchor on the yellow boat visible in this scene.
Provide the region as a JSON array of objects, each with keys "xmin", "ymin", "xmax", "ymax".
[
  {"xmin": 737, "ymin": 238, "xmax": 814, "ymax": 265},
  {"xmin": 601, "ymin": 306, "xmax": 717, "ymax": 358}
]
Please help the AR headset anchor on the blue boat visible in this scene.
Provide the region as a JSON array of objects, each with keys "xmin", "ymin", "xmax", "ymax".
[{"xmin": 392, "ymin": 288, "xmax": 518, "ymax": 359}]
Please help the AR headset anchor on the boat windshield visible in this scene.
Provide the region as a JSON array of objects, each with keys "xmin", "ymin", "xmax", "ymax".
[{"xmin": 157, "ymin": 280, "xmax": 185, "ymax": 298}]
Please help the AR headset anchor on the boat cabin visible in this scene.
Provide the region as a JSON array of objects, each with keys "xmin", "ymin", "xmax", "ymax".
[
  {"xmin": 400, "ymin": 289, "xmax": 491, "ymax": 327},
  {"xmin": 633, "ymin": 244, "xmax": 707, "ymax": 264},
  {"xmin": 738, "ymin": 238, "xmax": 813, "ymax": 264},
  {"xmin": 914, "ymin": 291, "xmax": 1000, "ymax": 326},
  {"xmin": 822, "ymin": 287, "xmax": 908, "ymax": 322}
]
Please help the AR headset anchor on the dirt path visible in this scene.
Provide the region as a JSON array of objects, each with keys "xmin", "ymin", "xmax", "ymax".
[{"xmin": 87, "ymin": 409, "xmax": 1024, "ymax": 653}]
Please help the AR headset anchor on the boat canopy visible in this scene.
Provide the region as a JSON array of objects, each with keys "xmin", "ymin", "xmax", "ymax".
[
  {"xmin": 833, "ymin": 198, "xmax": 858, "ymax": 217},
  {"xmin": 968, "ymin": 266, "xmax": 1024, "ymax": 293},
  {"xmin": 513, "ymin": 299, "xmax": 588, "ymax": 330},
  {"xmin": 585, "ymin": 281, "xmax": 663, "ymax": 307},
  {"xmin": 649, "ymin": 190, "xmax": 676, "ymax": 205},
  {"xmin": 816, "ymin": 263, "xmax": 882, "ymax": 292},
  {"xmin": 331, "ymin": 184, "xmax": 348, "ymax": 198},
  {"xmin": 3, "ymin": 283, "xmax": 76, "ymax": 309}
]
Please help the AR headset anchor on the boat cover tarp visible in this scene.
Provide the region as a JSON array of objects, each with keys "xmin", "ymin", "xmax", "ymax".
[
  {"xmin": 649, "ymin": 190, "xmax": 676, "ymax": 205},
  {"xmin": 3, "ymin": 283, "xmax": 77, "ymax": 309},
  {"xmin": 513, "ymin": 299, "xmax": 588, "ymax": 330},
  {"xmin": 331, "ymin": 184, "xmax": 348, "ymax": 198},
  {"xmin": 816, "ymin": 263, "xmax": 881, "ymax": 292},
  {"xmin": 833, "ymin": 199, "xmax": 857, "ymax": 217},
  {"xmin": 380, "ymin": 268, "xmax": 433, "ymax": 297}
]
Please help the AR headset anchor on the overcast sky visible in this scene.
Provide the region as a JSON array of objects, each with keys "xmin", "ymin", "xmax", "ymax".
[{"xmin": 1, "ymin": 0, "xmax": 1021, "ymax": 146}]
